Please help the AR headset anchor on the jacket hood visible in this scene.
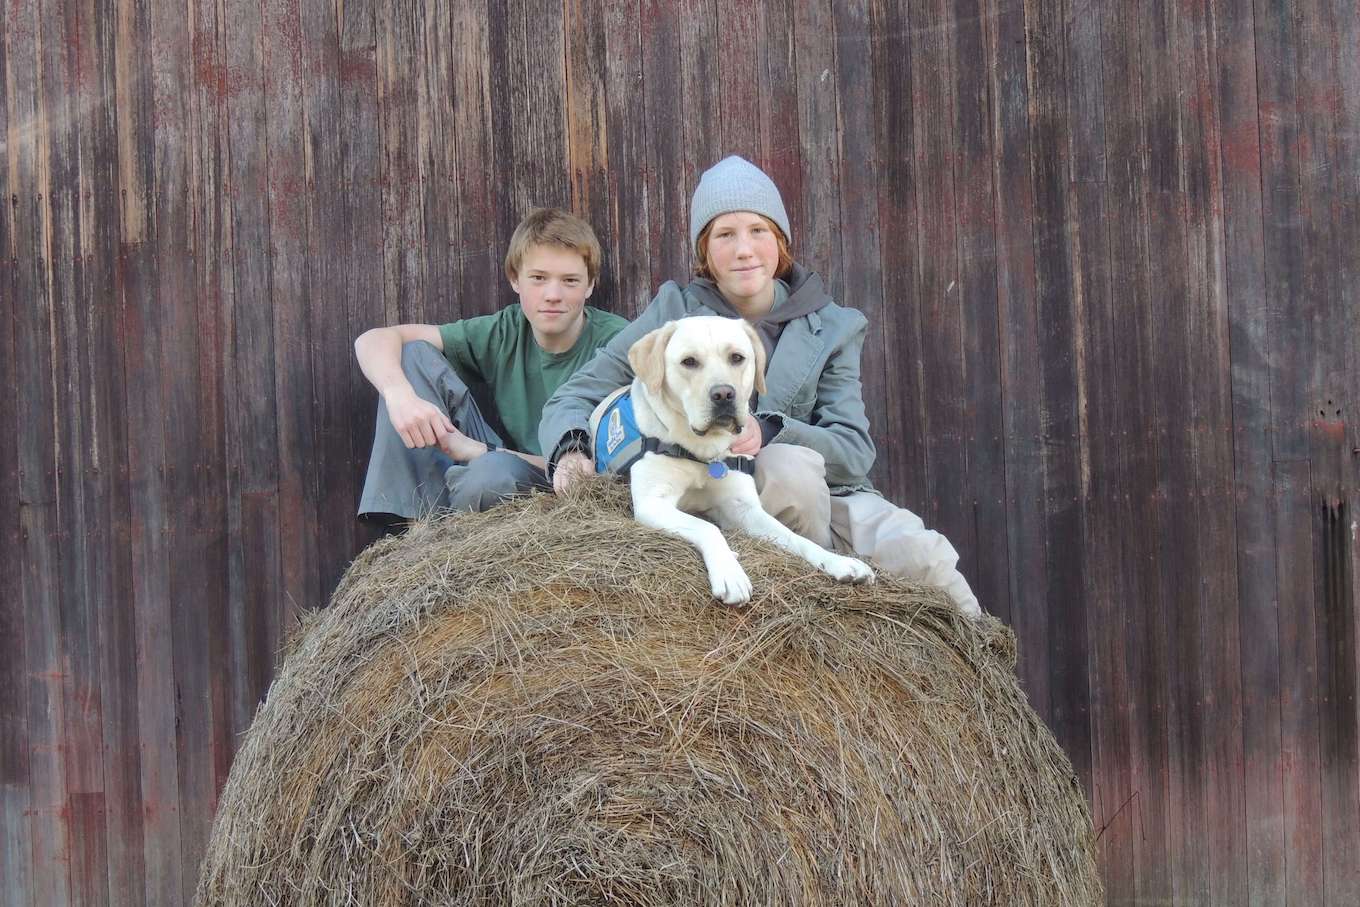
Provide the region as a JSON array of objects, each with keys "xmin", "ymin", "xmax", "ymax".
[{"xmin": 687, "ymin": 264, "xmax": 831, "ymax": 359}]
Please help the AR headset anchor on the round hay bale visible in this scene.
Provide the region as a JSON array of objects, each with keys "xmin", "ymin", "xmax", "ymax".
[{"xmin": 195, "ymin": 480, "xmax": 1100, "ymax": 906}]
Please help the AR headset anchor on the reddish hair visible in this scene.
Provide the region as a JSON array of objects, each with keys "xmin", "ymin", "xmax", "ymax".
[{"xmin": 693, "ymin": 215, "xmax": 793, "ymax": 280}]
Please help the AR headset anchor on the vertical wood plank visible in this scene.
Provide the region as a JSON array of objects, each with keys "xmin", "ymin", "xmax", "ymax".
[
  {"xmin": 337, "ymin": 0, "xmax": 384, "ymax": 544},
  {"xmin": 1061, "ymin": 4, "xmax": 1137, "ymax": 904},
  {"xmin": 1000, "ymin": 0, "xmax": 1053, "ymax": 728},
  {"xmin": 26, "ymin": 1, "xmax": 79, "ymax": 899},
  {"xmin": 908, "ymin": 0, "xmax": 962, "ymax": 528},
  {"xmin": 301, "ymin": 0, "xmax": 361, "ymax": 599},
  {"xmin": 871, "ymin": 0, "xmax": 924, "ymax": 510},
  {"xmin": 1329, "ymin": 16, "xmax": 1360, "ymax": 872},
  {"xmin": 185, "ymin": 0, "xmax": 236, "ymax": 884},
  {"xmin": 678, "ymin": 0, "xmax": 717, "ymax": 218},
  {"xmin": 639, "ymin": 0, "xmax": 687, "ymax": 286},
  {"xmin": 1256, "ymin": 1, "xmax": 1326, "ymax": 900},
  {"xmin": 1022, "ymin": 0, "xmax": 1092, "ymax": 816},
  {"xmin": 45, "ymin": 0, "xmax": 114, "ymax": 901},
  {"xmin": 116, "ymin": 0, "xmax": 188, "ymax": 899},
  {"xmin": 220, "ymin": 0, "xmax": 281, "ymax": 742},
  {"xmin": 1098, "ymin": 1, "xmax": 1172, "ymax": 900},
  {"xmin": 507, "ymin": 0, "xmax": 569, "ymax": 214},
  {"xmin": 1315, "ymin": 430, "xmax": 1360, "ymax": 906},
  {"xmin": 0, "ymin": 5, "xmax": 33, "ymax": 902},
  {"xmin": 147, "ymin": 0, "xmax": 211, "ymax": 895},
  {"xmin": 564, "ymin": 0, "xmax": 612, "ymax": 302},
  {"xmin": 831, "ymin": 0, "xmax": 886, "ymax": 493},
  {"xmin": 791, "ymin": 0, "xmax": 841, "ymax": 295},
  {"xmin": 715, "ymin": 0, "xmax": 762, "ymax": 162},
  {"xmin": 18, "ymin": 215, "xmax": 71, "ymax": 907},
  {"xmin": 1138, "ymin": 1, "xmax": 1209, "ymax": 901},
  {"xmin": 759, "ymin": 0, "xmax": 804, "ymax": 245},
  {"xmin": 147, "ymin": 0, "xmax": 214, "ymax": 895},
  {"xmin": 1175, "ymin": 2, "xmax": 1250, "ymax": 903},
  {"xmin": 1216, "ymin": 0, "xmax": 1284, "ymax": 899},
  {"xmin": 981, "ymin": 0, "xmax": 1039, "ymax": 650},
  {"xmin": 949, "ymin": 0, "xmax": 1006, "ymax": 623},
  {"xmin": 9, "ymin": 1, "xmax": 69, "ymax": 904},
  {"xmin": 1, "ymin": 3, "xmax": 39, "ymax": 902},
  {"xmin": 1332, "ymin": 0, "xmax": 1360, "ymax": 370},
  {"xmin": 1295, "ymin": 2, "xmax": 1360, "ymax": 900},
  {"xmin": 337, "ymin": 0, "xmax": 386, "ymax": 557},
  {"xmin": 1275, "ymin": 459, "xmax": 1326, "ymax": 903},
  {"xmin": 376, "ymin": 1, "xmax": 427, "ymax": 322},
  {"xmin": 70, "ymin": 0, "xmax": 150, "ymax": 901},
  {"xmin": 600, "ymin": 0, "xmax": 651, "ymax": 314},
  {"xmin": 483, "ymin": 0, "xmax": 519, "ymax": 251},
  {"xmin": 451, "ymin": 0, "xmax": 501, "ymax": 318},
  {"xmin": 418, "ymin": 1, "xmax": 459, "ymax": 321},
  {"xmin": 261, "ymin": 0, "xmax": 321, "ymax": 656}
]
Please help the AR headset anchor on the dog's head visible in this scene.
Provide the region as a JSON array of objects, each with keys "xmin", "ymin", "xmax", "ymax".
[{"xmin": 627, "ymin": 316, "xmax": 768, "ymax": 438}]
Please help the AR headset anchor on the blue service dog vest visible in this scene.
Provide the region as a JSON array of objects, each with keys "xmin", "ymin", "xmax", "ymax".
[{"xmin": 594, "ymin": 390, "xmax": 756, "ymax": 479}]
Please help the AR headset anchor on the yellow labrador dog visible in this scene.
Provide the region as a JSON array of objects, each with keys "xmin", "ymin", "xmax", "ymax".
[{"xmin": 589, "ymin": 316, "xmax": 875, "ymax": 604}]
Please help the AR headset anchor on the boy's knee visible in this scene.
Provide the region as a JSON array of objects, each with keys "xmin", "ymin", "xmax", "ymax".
[
  {"xmin": 755, "ymin": 444, "xmax": 832, "ymax": 545},
  {"xmin": 447, "ymin": 452, "xmax": 539, "ymax": 513},
  {"xmin": 399, "ymin": 339, "xmax": 443, "ymax": 372},
  {"xmin": 757, "ymin": 443, "xmax": 825, "ymax": 479}
]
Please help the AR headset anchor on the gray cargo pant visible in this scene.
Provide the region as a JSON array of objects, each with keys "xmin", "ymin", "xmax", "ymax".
[
  {"xmin": 754, "ymin": 444, "xmax": 981, "ymax": 616},
  {"xmin": 357, "ymin": 341, "xmax": 550, "ymax": 520}
]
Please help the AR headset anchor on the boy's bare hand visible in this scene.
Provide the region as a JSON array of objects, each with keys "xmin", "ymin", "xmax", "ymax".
[
  {"xmin": 385, "ymin": 390, "xmax": 456, "ymax": 449},
  {"xmin": 553, "ymin": 451, "xmax": 594, "ymax": 494},
  {"xmin": 729, "ymin": 417, "xmax": 762, "ymax": 456}
]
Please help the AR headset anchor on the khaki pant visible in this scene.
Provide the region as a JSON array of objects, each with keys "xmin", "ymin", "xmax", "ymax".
[{"xmin": 754, "ymin": 444, "xmax": 980, "ymax": 615}]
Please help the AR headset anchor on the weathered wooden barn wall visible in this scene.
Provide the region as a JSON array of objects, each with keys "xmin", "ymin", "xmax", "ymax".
[{"xmin": 2, "ymin": 0, "xmax": 1357, "ymax": 904}]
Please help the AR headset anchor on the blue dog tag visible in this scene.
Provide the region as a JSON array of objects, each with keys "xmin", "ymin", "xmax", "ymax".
[{"xmin": 708, "ymin": 461, "xmax": 729, "ymax": 479}]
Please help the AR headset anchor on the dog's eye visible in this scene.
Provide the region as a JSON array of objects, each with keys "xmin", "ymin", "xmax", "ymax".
[
  {"xmin": 681, "ymin": 356, "xmax": 700, "ymax": 368},
  {"xmin": 729, "ymin": 353, "xmax": 746, "ymax": 365}
]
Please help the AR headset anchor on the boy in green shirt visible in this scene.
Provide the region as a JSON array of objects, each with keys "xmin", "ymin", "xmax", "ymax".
[{"xmin": 356, "ymin": 208, "xmax": 628, "ymax": 521}]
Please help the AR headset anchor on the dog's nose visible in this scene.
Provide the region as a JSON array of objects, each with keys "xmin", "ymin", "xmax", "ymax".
[{"xmin": 710, "ymin": 385, "xmax": 736, "ymax": 405}]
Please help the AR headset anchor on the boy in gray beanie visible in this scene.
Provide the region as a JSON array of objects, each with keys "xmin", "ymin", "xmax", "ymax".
[
  {"xmin": 688, "ymin": 155, "xmax": 792, "ymax": 253},
  {"xmin": 541, "ymin": 156, "xmax": 982, "ymax": 617}
]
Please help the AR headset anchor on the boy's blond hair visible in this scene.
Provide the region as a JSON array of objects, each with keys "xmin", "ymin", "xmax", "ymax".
[{"xmin": 504, "ymin": 208, "xmax": 603, "ymax": 284}]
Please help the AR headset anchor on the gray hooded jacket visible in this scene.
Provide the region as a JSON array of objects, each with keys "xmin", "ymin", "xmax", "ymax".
[{"xmin": 539, "ymin": 264, "xmax": 877, "ymax": 494}]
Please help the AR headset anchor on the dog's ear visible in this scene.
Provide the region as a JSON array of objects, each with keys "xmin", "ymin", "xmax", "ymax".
[
  {"xmin": 740, "ymin": 322, "xmax": 768, "ymax": 395},
  {"xmin": 628, "ymin": 321, "xmax": 679, "ymax": 397}
]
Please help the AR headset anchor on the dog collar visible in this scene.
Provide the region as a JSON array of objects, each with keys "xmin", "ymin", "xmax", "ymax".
[{"xmin": 640, "ymin": 436, "xmax": 756, "ymax": 477}]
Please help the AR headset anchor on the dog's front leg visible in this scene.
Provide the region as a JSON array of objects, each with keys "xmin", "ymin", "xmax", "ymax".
[
  {"xmin": 632, "ymin": 489, "xmax": 753, "ymax": 605},
  {"xmin": 711, "ymin": 481, "xmax": 875, "ymax": 585}
]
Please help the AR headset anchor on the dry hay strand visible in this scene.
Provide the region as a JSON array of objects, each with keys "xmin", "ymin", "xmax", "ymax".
[{"xmin": 195, "ymin": 478, "xmax": 1100, "ymax": 906}]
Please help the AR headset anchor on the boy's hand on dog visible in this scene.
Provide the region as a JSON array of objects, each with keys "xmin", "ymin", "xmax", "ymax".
[
  {"xmin": 729, "ymin": 418, "xmax": 762, "ymax": 456},
  {"xmin": 385, "ymin": 389, "xmax": 456, "ymax": 449},
  {"xmin": 553, "ymin": 451, "xmax": 595, "ymax": 493}
]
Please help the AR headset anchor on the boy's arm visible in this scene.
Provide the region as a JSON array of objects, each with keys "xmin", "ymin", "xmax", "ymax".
[
  {"xmin": 354, "ymin": 323, "xmax": 455, "ymax": 449},
  {"xmin": 756, "ymin": 316, "xmax": 876, "ymax": 487},
  {"xmin": 355, "ymin": 318, "xmax": 546, "ymax": 470},
  {"xmin": 539, "ymin": 285, "xmax": 685, "ymax": 482}
]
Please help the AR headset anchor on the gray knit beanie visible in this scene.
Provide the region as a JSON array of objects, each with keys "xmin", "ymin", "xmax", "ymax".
[{"xmin": 689, "ymin": 155, "xmax": 791, "ymax": 254}]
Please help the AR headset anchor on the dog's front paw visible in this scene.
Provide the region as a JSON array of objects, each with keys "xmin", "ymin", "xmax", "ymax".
[
  {"xmin": 821, "ymin": 554, "xmax": 875, "ymax": 585},
  {"xmin": 707, "ymin": 557, "xmax": 753, "ymax": 606}
]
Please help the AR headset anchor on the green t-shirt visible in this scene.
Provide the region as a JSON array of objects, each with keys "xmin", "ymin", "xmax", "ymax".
[{"xmin": 439, "ymin": 306, "xmax": 628, "ymax": 456}]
